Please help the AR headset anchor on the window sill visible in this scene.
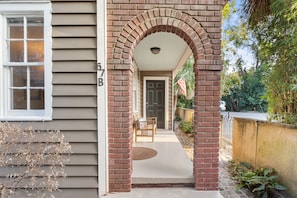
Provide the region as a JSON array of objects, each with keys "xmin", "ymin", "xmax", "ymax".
[{"xmin": 0, "ymin": 116, "xmax": 52, "ymax": 122}]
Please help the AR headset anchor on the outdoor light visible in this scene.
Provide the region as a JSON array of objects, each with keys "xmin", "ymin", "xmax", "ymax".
[{"xmin": 150, "ymin": 47, "xmax": 161, "ymax": 54}]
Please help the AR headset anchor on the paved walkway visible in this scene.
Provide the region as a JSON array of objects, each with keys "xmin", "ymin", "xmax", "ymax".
[{"xmin": 219, "ymin": 149, "xmax": 254, "ymax": 198}]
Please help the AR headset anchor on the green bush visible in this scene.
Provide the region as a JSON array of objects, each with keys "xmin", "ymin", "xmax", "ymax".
[
  {"xmin": 268, "ymin": 113, "xmax": 297, "ymax": 125},
  {"xmin": 179, "ymin": 121, "xmax": 193, "ymax": 134},
  {"xmin": 228, "ymin": 161, "xmax": 286, "ymax": 198},
  {"xmin": 175, "ymin": 115, "xmax": 181, "ymax": 121}
]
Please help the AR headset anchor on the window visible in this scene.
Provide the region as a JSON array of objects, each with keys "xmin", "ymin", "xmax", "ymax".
[{"xmin": 0, "ymin": 2, "xmax": 52, "ymax": 120}]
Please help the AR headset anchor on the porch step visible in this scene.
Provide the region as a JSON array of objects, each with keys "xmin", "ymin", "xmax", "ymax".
[
  {"xmin": 132, "ymin": 183, "xmax": 194, "ymax": 188},
  {"xmin": 132, "ymin": 176, "xmax": 194, "ymax": 185}
]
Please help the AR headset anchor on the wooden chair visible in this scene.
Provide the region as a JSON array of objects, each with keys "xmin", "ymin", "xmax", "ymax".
[{"xmin": 133, "ymin": 115, "xmax": 157, "ymax": 142}]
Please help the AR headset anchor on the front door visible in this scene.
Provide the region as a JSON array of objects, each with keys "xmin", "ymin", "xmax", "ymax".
[{"xmin": 146, "ymin": 80, "xmax": 165, "ymax": 128}]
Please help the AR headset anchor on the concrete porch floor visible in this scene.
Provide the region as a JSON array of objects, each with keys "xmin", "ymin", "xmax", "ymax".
[
  {"xmin": 103, "ymin": 129, "xmax": 223, "ymax": 198},
  {"xmin": 132, "ymin": 129, "xmax": 194, "ymax": 185}
]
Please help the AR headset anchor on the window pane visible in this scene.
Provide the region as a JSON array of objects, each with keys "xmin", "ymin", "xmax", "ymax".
[
  {"xmin": 11, "ymin": 67, "xmax": 27, "ymax": 87},
  {"xmin": 27, "ymin": 17, "xmax": 44, "ymax": 39},
  {"xmin": 12, "ymin": 89, "xmax": 27, "ymax": 109},
  {"xmin": 10, "ymin": 41, "xmax": 24, "ymax": 62},
  {"xmin": 30, "ymin": 66, "xmax": 44, "ymax": 87},
  {"xmin": 27, "ymin": 41, "xmax": 44, "ymax": 62},
  {"xmin": 7, "ymin": 18, "xmax": 24, "ymax": 39},
  {"xmin": 30, "ymin": 89, "xmax": 44, "ymax": 109}
]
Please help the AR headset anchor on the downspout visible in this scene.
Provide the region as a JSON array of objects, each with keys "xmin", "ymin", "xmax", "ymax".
[{"xmin": 97, "ymin": 0, "xmax": 108, "ymax": 196}]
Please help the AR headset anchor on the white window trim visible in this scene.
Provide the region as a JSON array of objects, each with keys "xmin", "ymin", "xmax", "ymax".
[{"xmin": 0, "ymin": 2, "xmax": 52, "ymax": 121}]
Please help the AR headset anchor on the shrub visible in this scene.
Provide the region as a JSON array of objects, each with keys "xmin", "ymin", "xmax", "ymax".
[
  {"xmin": 0, "ymin": 122, "xmax": 71, "ymax": 198},
  {"xmin": 174, "ymin": 115, "xmax": 181, "ymax": 121},
  {"xmin": 228, "ymin": 161, "xmax": 286, "ymax": 198},
  {"xmin": 179, "ymin": 121, "xmax": 193, "ymax": 134}
]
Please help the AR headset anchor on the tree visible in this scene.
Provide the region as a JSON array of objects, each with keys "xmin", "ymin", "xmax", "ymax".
[
  {"xmin": 222, "ymin": 67, "xmax": 267, "ymax": 112},
  {"xmin": 241, "ymin": 0, "xmax": 270, "ymax": 27},
  {"xmin": 221, "ymin": 0, "xmax": 267, "ymax": 112},
  {"xmin": 245, "ymin": 0, "xmax": 297, "ymax": 123},
  {"xmin": 230, "ymin": 0, "xmax": 297, "ymax": 123}
]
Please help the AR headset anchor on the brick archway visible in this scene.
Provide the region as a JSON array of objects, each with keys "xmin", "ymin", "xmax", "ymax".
[{"xmin": 108, "ymin": 8, "xmax": 222, "ymax": 192}]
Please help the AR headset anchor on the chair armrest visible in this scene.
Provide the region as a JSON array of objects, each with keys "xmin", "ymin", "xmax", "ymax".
[{"xmin": 146, "ymin": 117, "xmax": 157, "ymax": 125}]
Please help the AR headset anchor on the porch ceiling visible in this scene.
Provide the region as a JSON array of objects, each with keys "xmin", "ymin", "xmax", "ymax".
[{"xmin": 133, "ymin": 32, "xmax": 191, "ymax": 71}]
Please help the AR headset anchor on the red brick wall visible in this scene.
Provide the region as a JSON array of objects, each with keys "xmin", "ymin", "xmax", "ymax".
[
  {"xmin": 194, "ymin": 70, "xmax": 221, "ymax": 190},
  {"xmin": 107, "ymin": 0, "xmax": 227, "ymax": 192},
  {"xmin": 108, "ymin": 69, "xmax": 133, "ymax": 192}
]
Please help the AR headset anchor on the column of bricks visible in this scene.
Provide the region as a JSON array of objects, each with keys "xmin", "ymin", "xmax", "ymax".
[
  {"xmin": 107, "ymin": 0, "xmax": 227, "ymax": 192},
  {"xmin": 108, "ymin": 69, "xmax": 133, "ymax": 192},
  {"xmin": 193, "ymin": 69, "xmax": 221, "ymax": 190}
]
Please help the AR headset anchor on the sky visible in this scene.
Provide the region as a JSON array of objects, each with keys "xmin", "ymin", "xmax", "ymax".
[{"xmin": 222, "ymin": 0, "xmax": 256, "ymax": 72}]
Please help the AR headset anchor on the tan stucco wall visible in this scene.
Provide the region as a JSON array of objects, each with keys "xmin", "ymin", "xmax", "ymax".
[
  {"xmin": 176, "ymin": 107, "xmax": 194, "ymax": 124},
  {"xmin": 233, "ymin": 118, "xmax": 297, "ymax": 197},
  {"xmin": 232, "ymin": 119, "xmax": 258, "ymax": 166}
]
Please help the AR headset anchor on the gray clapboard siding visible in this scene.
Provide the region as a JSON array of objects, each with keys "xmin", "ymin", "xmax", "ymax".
[
  {"xmin": 53, "ymin": 108, "xmax": 97, "ymax": 119},
  {"xmin": 58, "ymin": 177, "xmax": 98, "ymax": 188},
  {"xmin": 65, "ymin": 166, "xmax": 98, "ymax": 176},
  {"xmin": 70, "ymin": 143, "xmax": 97, "ymax": 154},
  {"xmin": 3, "ymin": 0, "xmax": 49, "ymax": 1},
  {"xmin": 11, "ymin": 189, "xmax": 97, "ymax": 198},
  {"xmin": 63, "ymin": 131, "xmax": 97, "ymax": 142},
  {"xmin": 52, "ymin": 14, "xmax": 96, "ymax": 25},
  {"xmin": 53, "ymin": 85, "xmax": 97, "ymax": 96},
  {"xmin": 52, "ymin": 0, "xmax": 95, "ymax": 2},
  {"xmin": 52, "ymin": 61, "xmax": 96, "ymax": 73},
  {"xmin": 0, "ymin": 177, "xmax": 97, "ymax": 188},
  {"xmin": 0, "ymin": 166, "xmax": 97, "ymax": 177},
  {"xmin": 53, "ymin": 26, "xmax": 96, "ymax": 37},
  {"xmin": 52, "ymin": 2, "xmax": 96, "ymax": 13},
  {"xmin": 0, "ymin": 0, "xmax": 98, "ymax": 197},
  {"xmin": 51, "ymin": 0, "xmax": 98, "ymax": 196},
  {"xmin": 26, "ymin": 120, "xmax": 97, "ymax": 131},
  {"xmin": 53, "ymin": 38, "xmax": 96, "ymax": 49},
  {"xmin": 68, "ymin": 155, "xmax": 97, "ymax": 165},
  {"xmin": 53, "ymin": 73, "xmax": 97, "ymax": 84},
  {"xmin": 53, "ymin": 97, "xmax": 97, "ymax": 107},
  {"xmin": 53, "ymin": 189, "xmax": 98, "ymax": 198},
  {"xmin": 52, "ymin": 49, "xmax": 96, "ymax": 61}
]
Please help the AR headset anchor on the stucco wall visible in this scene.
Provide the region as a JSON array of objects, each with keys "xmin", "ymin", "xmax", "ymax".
[
  {"xmin": 233, "ymin": 118, "xmax": 297, "ymax": 197},
  {"xmin": 176, "ymin": 107, "xmax": 194, "ymax": 124}
]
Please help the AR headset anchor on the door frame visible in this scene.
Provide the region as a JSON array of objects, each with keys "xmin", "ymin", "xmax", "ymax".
[{"xmin": 143, "ymin": 76, "xmax": 169, "ymax": 129}]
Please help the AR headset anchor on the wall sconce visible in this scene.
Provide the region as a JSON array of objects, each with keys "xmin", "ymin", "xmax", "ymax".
[{"xmin": 150, "ymin": 47, "xmax": 161, "ymax": 54}]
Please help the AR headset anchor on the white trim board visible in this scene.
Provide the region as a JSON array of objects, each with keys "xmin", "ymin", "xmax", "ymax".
[{"xmin": 97, "ymin": 0, "xmax": 108, "ymax": 197}]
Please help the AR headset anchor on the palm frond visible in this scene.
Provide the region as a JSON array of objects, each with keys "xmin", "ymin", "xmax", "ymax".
[{"xmin": 242, "ymin": 0, "xmax": 271, "ymax": 26}]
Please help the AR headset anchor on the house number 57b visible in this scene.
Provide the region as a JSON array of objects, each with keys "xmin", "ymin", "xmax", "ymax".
[{"xmin": 97, "ymin": 63, "xmax": 105, "ymax": 86}]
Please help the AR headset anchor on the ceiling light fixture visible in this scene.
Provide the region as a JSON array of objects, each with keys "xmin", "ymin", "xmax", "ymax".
[{"xmin": 150, "ymin": 47, "xmax": 161, "ymax": 54}]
